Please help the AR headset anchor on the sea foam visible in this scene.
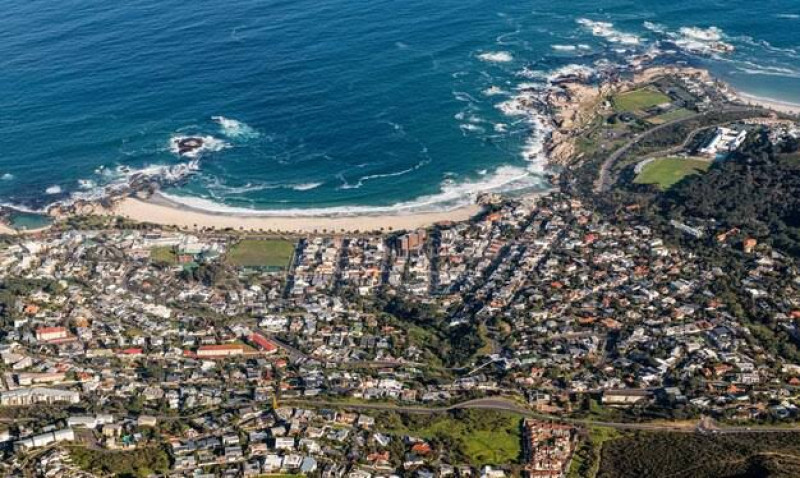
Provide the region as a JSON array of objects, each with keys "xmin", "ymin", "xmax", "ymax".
[
  {"xmin": 169, "ymin": 135, "xmax": 230, "ymax": 158},
  {"xmin": 478, "ymin": 51, "xmax": 514, "ymax": 63},
  {"xmin": 212, "ymin": 116, "xmax": 260, "ymax": 139},
  {"xmin": 161, "ymin": 162, "xmax": 547, "ymax": 217},
  {"xmin": 577, "ymin": 18, "xmax": 641, "ymax": 45}
]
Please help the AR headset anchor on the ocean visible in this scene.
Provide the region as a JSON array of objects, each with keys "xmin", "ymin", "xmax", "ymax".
[{"xmin": 2, "ymin": 0, "xmax": 800, "ymax": 215}]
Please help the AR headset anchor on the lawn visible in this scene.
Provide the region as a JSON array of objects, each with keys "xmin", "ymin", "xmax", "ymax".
[
  {"xmin": 378, "ymin": 409, "xmax": 522, "ymax": 466},
  {"xmin": 227, "ymin": 239, "xmax": 295, "ymax": 269},
  {"xmin": 613, "ymin": 87, "xmax": 671, "ymax": 113},
  {"xmin": 647, "ymin": 108, "xmax": 695, "ymax": 124},
  {"xmin": 634, "ymin": 157, "xmax": 711, "ymax": 190},
  {"xmin": 150, "ymin": 246, "xmax": 177, "ymax": 264}
]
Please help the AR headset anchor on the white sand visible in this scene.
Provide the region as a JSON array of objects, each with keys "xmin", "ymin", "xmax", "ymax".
[
  {"xmin": 736, "ymin": 92, "xmax": 800, "ymax": 115},
  {"xmin": 105, "ymin": 196, "xmax": 484, "ymax": 233},
  {"xmin": 0, "ymin": 223, "xmax": 17, "ymax": 235},
  {"xmin": 0, "ymin": 223, "xmax": 52, "ymax": 236}
]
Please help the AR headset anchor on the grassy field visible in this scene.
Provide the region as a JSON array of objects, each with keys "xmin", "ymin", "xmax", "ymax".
[
  {"xmin": 149, "ymin": 246, "xmax": 177, "ymax": 264},
  {"xmin": 227, "ymin": 239, "xmax": 295, "ymax": 269},
  {"xmin": 378, "ymin": 409, "xmax": 522, "ymax": 466},
  {"xmin": 614, "ymin": 87, "xmax": 671, "ymax": 113},
  {"xmin": 648, "ymin": 108, "xmax": 695, "ymax": 124},
  {"xmin": 634, "ymin": 157, "xmax": 711, "ymax": 190}
]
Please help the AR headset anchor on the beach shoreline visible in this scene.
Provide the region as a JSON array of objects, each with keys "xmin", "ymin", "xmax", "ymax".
[
  {"xmin": 6, "ymin": 66, "xmax": 797, "ymax": 236},
  {"xmin": 734, "ymin": 91, "xmax": 800, "ymax": 115},
  {"xmin": 102, "ymin": 193, "xmax": 489, "ymax": 233}
]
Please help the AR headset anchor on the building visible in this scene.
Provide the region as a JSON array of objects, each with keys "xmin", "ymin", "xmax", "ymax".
[
  {"xmin": 522, "ymin": 420, "xmax": 575, "ymax": 478},
  {"xmin": 249, "ymin": 333, "xmax": 278, "ymax": 354},
  {"xmin": 67, "ymin": 414, "xmax": 115, "ymax": 429},
  {"xmin": 14, "ymin": 428, "xmax": 75, "ymax": 451},
  {"xmin": 0, "ymin": 387, "xmax": 80, "ymax": 406},
  {"xmin": 35, "ymin": 326, "xmax": 68, "ymax": 342},
  {"xmin": 399, "ymin": 229, "xmax": 427, "ymax": 255},
  {"xmin": 16, "ymin": 372, "xmax": 66, "ymax": 387},
  {"xmin": 601, "ymin": 389, "xmax": 652, "ymax": 406},
  {"xmin": 196, "ymin": 344, "xmax": 249, "ymax": 358},
  {"xmin": 699, "ymin": 126, "xmax": 747, "ymax": 157}
]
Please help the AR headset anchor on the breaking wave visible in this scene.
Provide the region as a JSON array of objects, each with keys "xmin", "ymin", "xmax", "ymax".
[
  {"xmin": 477, "ymin": 51, "xmax": 514, "ymax": 63},
  {"xmin": 291, "ymin": 182, "xmax": 322, "ymax": 191},
  {"xmin": 212, "ymin": 116, "xmax": 260, "ymax": 139},
  {"xmin": 576, "ymin": 18, "xmax": 641, "ymax": 45},
  {"xmin": 159, "ymin": 163, "xmax": 548, "ymax": 217}
]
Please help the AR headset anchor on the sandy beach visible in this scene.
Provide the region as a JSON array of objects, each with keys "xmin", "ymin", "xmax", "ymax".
[
  {"xmin": 104, "ymin": 194, "xmax": 485, "ymax": 233},
  {"xmin": 735, "ymin": 92, "xmax": 800, "ymax": 115}
]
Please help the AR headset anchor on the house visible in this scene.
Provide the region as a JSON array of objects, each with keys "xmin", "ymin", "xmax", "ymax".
[
  {"xmin": 274, "ymin": 437, "xmax": 295, "ymax": 450},
  {"xmin": 137, "ymin": 415, "xmax": 158, "ymax": 427},
  {"xmin": 36, "ymin": 326, "xmax": 68, "ymax": 342}
]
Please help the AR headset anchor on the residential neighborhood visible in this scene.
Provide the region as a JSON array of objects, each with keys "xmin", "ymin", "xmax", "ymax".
[{"xmin": 1, "ymin": 175, "xmax": 800, "ymax": 476}]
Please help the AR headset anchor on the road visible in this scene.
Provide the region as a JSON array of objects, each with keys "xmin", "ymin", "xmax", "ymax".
[
  {"xmin": 284, "ymin": 396, "xmax": 800, "ymax": 435},
  {"xmin": 593, "ymin": 106, "xmax": 765, "ymax": 194}
]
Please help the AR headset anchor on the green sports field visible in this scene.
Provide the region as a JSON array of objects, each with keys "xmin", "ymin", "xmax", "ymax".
[
  {"xmin": 634, "ymin": 157, "xmax": 711, "ymax": 190},
  {"xmin": 227, "ymin": 239, "xmax": 295, "ymax": 269},
  {"xmin": 613, "ymin": 87, "xmax": 671, "ymax": 113}
]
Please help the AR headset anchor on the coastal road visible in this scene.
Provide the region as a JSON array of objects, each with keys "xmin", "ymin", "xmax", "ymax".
[{"xmin": 593, "ymin": 106, "xmax": 765, "ymax": 194}]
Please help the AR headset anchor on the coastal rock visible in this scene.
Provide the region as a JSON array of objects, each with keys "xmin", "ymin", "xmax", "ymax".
[{"xmin": 171, "ymin": 136, "xmax": 205, "ymax": 157}]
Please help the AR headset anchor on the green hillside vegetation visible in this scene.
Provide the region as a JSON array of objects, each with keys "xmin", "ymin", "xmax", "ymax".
[
  {"xmin": 648, "ymin": 108, "xmax": 695, "ymax": 124},
  {"xmin": 597, "ymin": 431, "xmax": 800, "ymax": 478},
  {"xmin": 661, "ymin": 130, "xmax": 800, "ymax": 257},
  {"xmin": 149, "ymin": 246, "xmax": 176, "ymax": 264},
  {"xmin": 634, "ymin": 157, "xmax": 711, "ymax": 190},
  {"xmin": 69, "ymin": 446, "xmax": 171, "ymax": 477},
  {"xmin": 377, "ymin": 409, "xmax": 522, "ymax": 467}
]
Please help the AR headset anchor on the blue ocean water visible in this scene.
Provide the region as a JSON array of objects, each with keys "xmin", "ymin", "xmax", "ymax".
[{"xmin": 2, "ymin": 0, "xmax": 799, "ymax": 214}]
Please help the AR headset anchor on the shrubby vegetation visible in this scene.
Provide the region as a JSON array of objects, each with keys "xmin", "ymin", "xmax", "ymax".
[
  {"xmin": 662, "ymin": 130, "xmax": 800, "ymax": 257},
  {"xmin": 382, "ymin": 294, "xmax": 485, "ymax": 367},
  {"xmin": 598, "ymin": 431, "xmax": 800, "ymax": 478},
  {"xmin": 69, "ymin": 445, "xmax": 171, "ymax": 478},
  {"xmin": 376, "ymin": 409, "xmax": 522, "ymax": 467}
]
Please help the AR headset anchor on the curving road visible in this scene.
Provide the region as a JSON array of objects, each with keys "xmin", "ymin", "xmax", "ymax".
[{"xmin": 593, "ymin": 106, "xmax": 766, "ymax": 194}]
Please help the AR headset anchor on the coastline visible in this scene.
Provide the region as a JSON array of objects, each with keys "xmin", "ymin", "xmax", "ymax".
[
  {"xmin": 734, "ymin": 91, "xmax": 800, "ymax": 115},
  {"xmin": 10, "ymin": 66, "xmax": 798, "ymax": 235},
  {"xmin": 103, "ymin": 194, "xmax": 487, "ymax": 233},
  {"xmin": 0, "ymin": 224, "xmax": 51, "ymax": 236}
]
